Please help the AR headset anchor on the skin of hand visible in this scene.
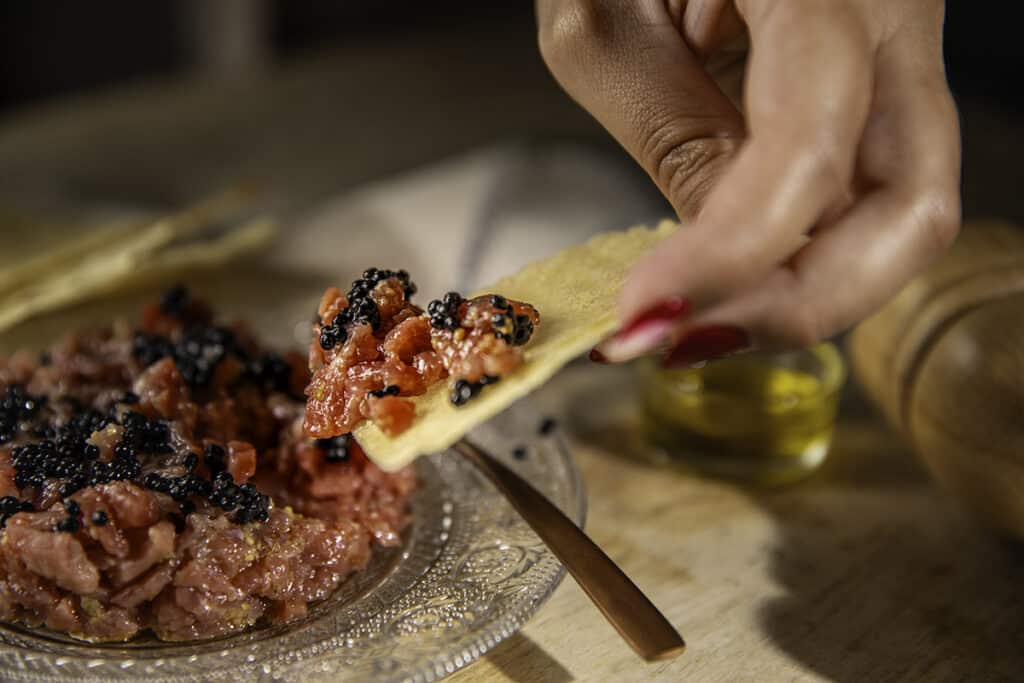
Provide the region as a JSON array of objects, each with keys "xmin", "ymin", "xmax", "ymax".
[{"xmin": 537, "ymin": 0, "xmax": 961, "ymax": 365}]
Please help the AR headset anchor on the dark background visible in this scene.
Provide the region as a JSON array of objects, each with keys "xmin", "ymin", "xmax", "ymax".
[
  {"xmin": 0, "ymin": 2, "xmax": 530, "ymax": 111},
  {"xmin": 1, "ymin": 1, "xmax": 1020, "ymax": 222},
  {"xmin": 1, "ymin": 1, "xmax": 1018, "ymax": 112}
]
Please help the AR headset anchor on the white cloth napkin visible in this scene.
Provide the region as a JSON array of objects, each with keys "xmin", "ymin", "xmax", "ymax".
[{"xmin": 269, "ymin": 141, "xmax": 669, "ymax": 301}]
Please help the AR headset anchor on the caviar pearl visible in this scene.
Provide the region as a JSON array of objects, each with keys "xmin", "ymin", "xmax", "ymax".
[
  {"xmin": 318, "ymin": 269, "xmax": 418, "ymax": 350},
  {"xmin": 315, "ymin": 434, "xmax": 353, "ymax": 463}
]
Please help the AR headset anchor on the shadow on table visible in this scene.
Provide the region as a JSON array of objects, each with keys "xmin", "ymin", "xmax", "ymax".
[
  {"xmin": 750, "ymin": 410, "xmax": 1024, "ymax": 683},
  {"xmin": 559, "ymin": 365, "xmax": 1024, "ymax": 683},
  {"xmin": 475, "ymin": 632, "xmax": 574, "ymax": 683}
]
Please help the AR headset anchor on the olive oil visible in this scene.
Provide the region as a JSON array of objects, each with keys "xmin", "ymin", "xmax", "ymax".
[{"xmin": 638, "ymin": 344, "xmax": 844, "ymax": 485}]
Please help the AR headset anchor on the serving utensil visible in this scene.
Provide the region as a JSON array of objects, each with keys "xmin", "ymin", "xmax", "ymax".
[{"xmin": 453, "ymin": 438, "xmax": 685, "ymax": 662}]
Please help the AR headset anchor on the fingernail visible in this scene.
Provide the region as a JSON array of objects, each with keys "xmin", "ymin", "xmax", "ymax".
[
  {"xmin": 662, "ymin": 325, "xmax": 750, "ymax": 368},
  {"xmin": 597, "ymin": 297, "xmax": 692, "ymax": 362},
  {"xmin": 588, "ymin": 349, "xmax": 609, "ymax": 364}
]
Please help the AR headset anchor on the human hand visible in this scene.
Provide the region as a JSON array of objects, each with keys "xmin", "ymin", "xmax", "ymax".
[{"xmin": 537, "ymin": 0, "xmax": 961, "ymax": 364}]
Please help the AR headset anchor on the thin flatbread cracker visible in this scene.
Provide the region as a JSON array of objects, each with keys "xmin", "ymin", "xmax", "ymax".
[
  {"xmin": 354, "ymin": 220, "xmax": 678, "ymax": 470},
  {"xmin": 0, "ymin": 185, "xmax": 252, "ymax": 298},
  {"xmin": 91, "ymin": 218, "xmax": 276, "ymax": 294},
  {"xmin": 0, "ymin": 189, "xmax": 265, "ymax": 334},
  {"xmin": 0, "ymin": 222, "xmax": 134, "ymax": 297}
]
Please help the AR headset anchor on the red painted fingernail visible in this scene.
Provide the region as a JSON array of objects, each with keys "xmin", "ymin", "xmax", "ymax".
[
  {"xmin": 588, "ymin": 348, "xmax": 609, "ymax": 364},
  {"xmin": 619, "ymin": 297, "xmax": 691, "ymax": 338},
  {"xmin": 662, "ymin": 325, "xmax": 750, "ymax": 368},
  {"xmin": 597, "ymin": 297, "xmax": 692, "ymax": 362}
]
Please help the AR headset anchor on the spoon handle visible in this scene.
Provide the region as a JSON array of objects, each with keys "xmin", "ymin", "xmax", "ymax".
[{"xmin": 453, "ymin": 438, "xmax": 685, "ymax": 662}]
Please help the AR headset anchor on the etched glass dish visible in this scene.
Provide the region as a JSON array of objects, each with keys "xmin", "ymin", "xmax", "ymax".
[
  {"xmin": 0, "ymin": 265, "xmax": 585, "ymax": 681},
  {"xmin": 0, "ymin": 400, "xmax": 584, "ymax": 682}
]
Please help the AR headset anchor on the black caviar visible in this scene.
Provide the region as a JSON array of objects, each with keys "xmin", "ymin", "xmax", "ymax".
[
  {"xmin": 232, "ymin": 483, "xmax": 271, "ymax": 524},
  {"xmin": 143, "ymin": 325, "xmax": 237, "ymax": 388},
  {"xmin": 159, "ymin": 285, "xmax": 190, "ymax": 316},
  {"xmin": 0, "ymin": 496, "xmax": 33, "ymax": 528},
  {"xmin": 142, "ymin": 465, "xmax": 268, "ymax": 525},
  {"xmin": 0, "ymin": 385, "xmax": 46, "ymax": 445},
  {"xmin": 368, "ymin": 385, "xmax": 401, "ymax": 399},
  {"xmin": 7, "ymin": 342, "xmax": 274, "ymax": 526},
  {"xmin": 55, "ymin": 500, "xmax": 81, "ymax": 533},
  {"xmin": 246, "ymin": 353, "xmax": 293, "ymax": 393},
  {"xmin": 355, "ymin": 267, "xmax": 416, "ymax": 300},
  {"xmin": 205, "ymin": 471, "xmax": 269, "ymax": 522},
  {"xmin": 0, "ymin": 285, "xmax": 320, "ymax": 546},
  {"xmin": 143, "ymin": 471, "xmax": 209, "ymax": 505},
  {"xmin": 55, "ymin": 518, "xmax": 78, "ymax": 533},
  {"xmin": 449, "ymin": 375, "xmax": 499, "ymax": 407},
  {"xmin": 449, "ymin": 379, "xmax": 475, "ymax": 407},
  {"xmin": 493, "ymin": 312, "xmax": 535, "ymax": 347},
  {"xmin": 538, "ymin": 417, "xmax": 557, "ymax": 435},
  {"xmin": 319, "ymin": 268, "xmax": 418, "ymax": 350},
  {"xmin": 315, "ymin": 434, "xmax": 353, "ymax": 463},
  {"xmin": 9, "ymin": 409, "xmax": 169, "ymax": 498},
  {"xmin": 478, "ymin": 293, "xmax": 534, "ymax": 346},
  {"xmin": 204, "ymin": 443, "xmax": 227, "ymax": 474},
  {"xmin": 134, "ymin": 315, "xmax": 295, "ymax": 395},
  {"xmin": 44, "ymin": 450, "xmax": 136, "ymax": 498},
  {"xmin": 120, "ymin": 411, "xmax": 173, "ymax": 456},
  {"xmin": 427, "ymin": 292, "xmax": 463, "ymax": 331}
]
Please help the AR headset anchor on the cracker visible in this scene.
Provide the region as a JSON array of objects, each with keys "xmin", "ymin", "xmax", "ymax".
[
  {"xmin": 0, "ymin": 187, "xmax": 265, "ymax": 334},
  {"xmin": 354, "ymin": 220, "xmax": 677, "ymax": 470}
]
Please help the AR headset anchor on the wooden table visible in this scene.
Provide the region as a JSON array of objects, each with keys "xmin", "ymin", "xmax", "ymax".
[
  {"xmin": 1, "ymin": 16, "xmax": 1022, "ymax": 682},
  {"xmin": 449, "ymin": 363, "xmax": 1024, "ymax": 682}
]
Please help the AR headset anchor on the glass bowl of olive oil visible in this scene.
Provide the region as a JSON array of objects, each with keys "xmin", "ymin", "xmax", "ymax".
[{"xmin": 638, "ymin": 343, "xmax": 845, "ymax": 485}]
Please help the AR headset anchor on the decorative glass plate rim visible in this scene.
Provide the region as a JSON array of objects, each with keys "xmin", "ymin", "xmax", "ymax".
[{"xmin": 0, "ymin": 399, "xmax": 586, "ymax": 683}]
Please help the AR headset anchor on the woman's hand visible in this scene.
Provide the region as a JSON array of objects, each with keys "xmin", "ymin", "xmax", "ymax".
[{"xmin": 537, "ymin": 0, "xmax": 961, "ymax": 364}]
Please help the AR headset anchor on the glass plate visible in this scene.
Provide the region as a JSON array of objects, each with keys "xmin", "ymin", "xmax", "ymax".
[{"xmin": 0, "ymin": 400, "xmax": 584, "ymax": 682}]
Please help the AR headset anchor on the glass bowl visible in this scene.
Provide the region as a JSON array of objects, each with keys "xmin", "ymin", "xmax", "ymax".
[
  {"xmin": 638, "ymin": 343, "xmax": 846, "ymax": 485},
  {"xmin": 0, "ymin": 267, "xmax": 585, "ymax": 682},
  {"xmin": 0, "ymin": 399, "xmax": 584, "ymax": 682}
]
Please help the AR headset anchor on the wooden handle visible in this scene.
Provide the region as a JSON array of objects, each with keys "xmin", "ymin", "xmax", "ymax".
[{"xmin": 453, "ymin": 439, "xmax": 686, "ymax": 662}]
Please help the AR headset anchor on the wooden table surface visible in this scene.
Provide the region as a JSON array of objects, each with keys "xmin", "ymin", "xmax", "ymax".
[
  {"xmin": 1, "ymin": 16, "xmax": 1023, "ymax": 683},
  {"xmin": 447, "ymin": 363, "xmax": 1024, "ymax": 682}
]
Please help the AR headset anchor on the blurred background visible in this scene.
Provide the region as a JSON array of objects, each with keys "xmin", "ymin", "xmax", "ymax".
[{"xmin": 2, "ymin": 0, "xmax": 1015, "ymax": 216}]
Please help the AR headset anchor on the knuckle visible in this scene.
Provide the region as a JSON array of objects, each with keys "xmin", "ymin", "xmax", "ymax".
[{"xmin": 640, "ymin": 120, "xmax": 737, "ymax": 217}]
